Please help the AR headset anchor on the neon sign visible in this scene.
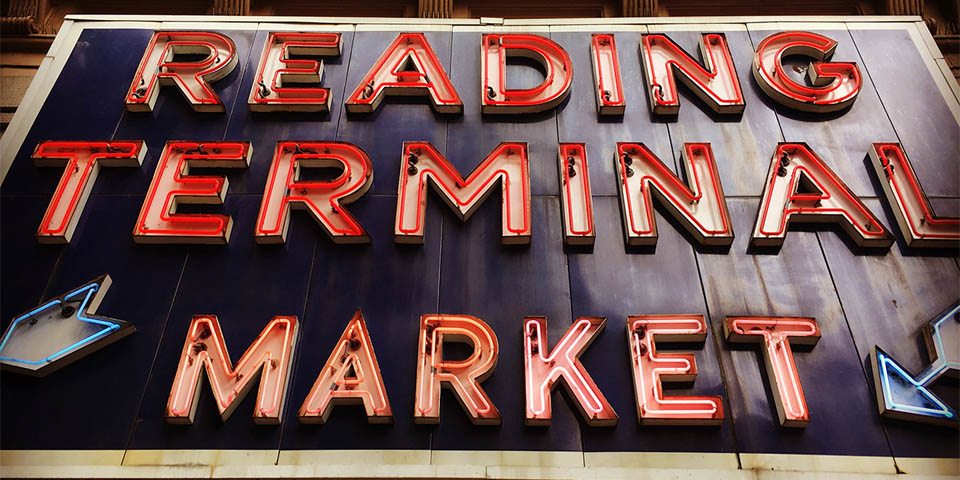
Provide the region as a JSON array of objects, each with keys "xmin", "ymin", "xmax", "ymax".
[
  {"xmin": 33, "ymin": 141, "xmax": 145, "ymax": 244},
  {"xmin": 868, "ymin": 143, "xmax": 960, "ymax": 248},
  {"xmin": 752, "ymin": 143, "xmax": 893, "ymax": 249},
  {"xmin": 256, "ymin": 141, "xmax": 373, "ymax": 244},
  {"xmin": 299, "ymin": 310, "xmax": 393, "ymax": 424},
  {"xmin": 134, "ymin": 141, "xmax": 251, "ymax": 245},
  {"xmin": 724, "ymin": 316, "xmax": 821, "ymax": 427},
  {"xmin": 345, "ymin": 33, "xmax": 462, "ymax": 114},
  {"xmin": 627, "ymin": 315, "xmax": 724, "ymax": 425},
  {"xmin": 524, "ymin": 316, "xmax": 618, "ymax": 426},
  {"xmin": 166, "ymin": 314, "xmax": 299, "ymax": 424},
  {"xmin": 395, "ymin": 141, "xmax": 531, "ymax": 245},
  {"xmin": 126, "ymin": 31, "xmax": 238, "ymax": 112},
  {"xmin": 249, "ymin": 32, "xmax": 343, "ymax": 112},
  {"xmin": 557, "ymin": 143, "xmax": 595, "ymax": 245},
  {"xmin": 414, "ymin": 314, "xmax": 501, "ymax": 425},
  {"xmin": 640, "ymin": 33, "xmax": 744, "ymax": 115},
  {"xmin": 616, "ymin": 142, "xmax": 733, "ymax": 247},
  {"xmin": 481, "ymin": 33, "xmax": 574, "ymax": 114},
  {"xmin": 590, "ymin": 33, "xmax": 625, "ymax": 115},
  {"xmin": 870, "ymin": 301, "xmax": 959, "ymax": 428},
  {"xmin": 0, "ymin": 275, "xmax": 134, "ymax": 377},
  {"xmin": 752, "ymin": 31, "xmax": 862, "ymax": 113}
]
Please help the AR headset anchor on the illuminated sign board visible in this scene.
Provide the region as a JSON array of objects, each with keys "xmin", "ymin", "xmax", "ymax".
[{"xmin": 0, "ymin": 15, "xmax": 957, "ymax": 479}]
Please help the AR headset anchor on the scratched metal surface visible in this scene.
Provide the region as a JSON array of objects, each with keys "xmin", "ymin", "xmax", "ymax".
[
  {"xmin": 697, "ymin": 198, "xmax": 892, "ymax": 456},
  {"xmin": 431, "ymin": 196, "xmax": 582, "ymax": 451},
  {"xmin": 0, "ymin": 22, "xmax": 956, "ymax": 462},
  {"xmin": 849, "ymin": 27, "xmax": 960, "ymax": 198},
  {"xmin": 281, "ymin": 195, "xmax": 441, "ymax": 450},
  {"xmin": 817, "ymin": 198, "xmax": 960, "ymax": 459},
  {"xmin": 748, "ymin": 27, "xmax": 898, "ymax": 198},
  {"xmin": 552, "ymin": 29, "xmax": 675, "ymax": 196},
  {"xmin": 661, "ymin": 29, "xmax": 783, "ymax": 197},
  {"xmin": 571, "ymin": 197, "xmax": 736, "ymax": 452}
]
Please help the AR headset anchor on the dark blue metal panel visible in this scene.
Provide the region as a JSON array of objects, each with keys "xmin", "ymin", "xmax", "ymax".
[
  {"xmin": 0, "ymin": 197, "xmax": 63, "ymax": 328},
  {"xmin": 0, "ymin": 22, "xmax": 957, "ymax": 460},
  {"xmin": 223, "ymin": 30, "xmax": 355, "ymax": 195},
  {"xmin": 281, "ymin": 195, "xmax": 440, "ymax": 450},
  {"xmin": 102, "ymin": 29, "xmax": 256, "ymax": 195},
  {"xmin": 447, "ymin": 30, "xmax": 560, "ymax": 196},
  {"xmin": 1, "ymin": 196, "xmax": 186, "ymax": 449},
  {"xmin": 431, "ymin": 196, "xmax": 582, "ymax": 451},
  {"xmin": 128, "ymin": 195, "xmax": 315, "ymax": 450},
  {"xmin": 336, "ymin": 30, "xmax": 451, "ymax": 195},
  {"xmin": 818, "ymin": 198, "xmax": 960, "ymax": 458},
  {"xmin": 748, "ymin": 28, "xmax": 897, "ymax": 198},
  {"xmin": 849, "ymin": 27, "xmax": 959, "ymax": 198},
  {"xmin": 571, "ymin": 197, "xmax": 736, "ymax": 452},
  {"xmin": 1, "ymin": 29, "xmax": 153, "ymax": 196},
  {"xmin": 698, "ymin": 198, "xmax": 892, "ymax": 456},
  {"xmin": 552, "ymin": 30, "xmax": 675, "ymax": 196},
  {"xmin": 662, "ymin": 29, "xmax": 783, "ymax": 197}
]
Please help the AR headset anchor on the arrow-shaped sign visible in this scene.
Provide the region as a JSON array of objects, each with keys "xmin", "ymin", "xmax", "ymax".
[
  {"xmin": 0, "ymin": 275, "xmax": 135, "ymax": 377},
  {"xmin": 871, "ymin": 300, "xmax": 959, "ymax": 428}
]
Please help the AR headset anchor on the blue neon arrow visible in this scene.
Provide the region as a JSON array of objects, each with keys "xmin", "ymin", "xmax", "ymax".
[
  {"xmin": 872, "ymin": 301, "xmax": 959, "ymax": 428},
  {"xmin": 0, "ymin": 275, "xmax": 135, "ymax": 377}
]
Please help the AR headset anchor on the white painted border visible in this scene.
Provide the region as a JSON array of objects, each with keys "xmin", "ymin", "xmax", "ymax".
[
  {"xmin": 453, "ymin": 25, "xmax": 549, "ymax": 33},
  {"xmin": 648, "ymin": 24, "xmax": 747, "ymax": 32},
  {"xmin": 355, "ymin": 24, "xmax": 453, "ymax": 32},
  {"xmin": 1, "ymin": 450, "xmax": 957, "ymax": 479},
  {"xmin": 549, "ymin": 25, "xmax": 647, "ymax": 32}
]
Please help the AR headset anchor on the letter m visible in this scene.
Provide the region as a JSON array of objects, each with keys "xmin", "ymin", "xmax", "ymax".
[
  {"xmin": 166, "ymin": 315, "xmax": 299, "ymax": 424},
  {"xmin": 395, "ymin": 141, "xmax": 531, "ymax": 244}
]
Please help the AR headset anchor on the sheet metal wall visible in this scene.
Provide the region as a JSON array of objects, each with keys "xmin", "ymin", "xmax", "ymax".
[{"xmin": 1, "ymin": 20, "xmax": 957, "ymax": 463}]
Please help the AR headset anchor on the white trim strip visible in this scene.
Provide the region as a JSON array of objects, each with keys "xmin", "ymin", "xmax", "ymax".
[
  {"xmin": 648, "ymin": 24, "xmax": 747, "ymax": 32},
  {"xmin": 59, "ymin": 14, "xmax": 925, "ymax": 26},
  {"xmin": 1, "ymin": 450, "xmax": 957, "ymax": 479},
  {"xmin": 355, "ymin": 24, "xmax": 453, "ymax": 32}
]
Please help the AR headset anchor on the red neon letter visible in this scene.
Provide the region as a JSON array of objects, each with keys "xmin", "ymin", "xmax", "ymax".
[
  {"xmin": 869, "ymin": 143, "xmax": 960, "ymax": 248},
  {"xmin": 345, "ymin": 33, "xmax": 462, "ymax": 114},
  {"xmin": 724, "ymin": 316, "xmax": 820, "ymax": 427},
  {"xmin": 753, "ymin": 143, "xmax": 893, "ymax": 248},
  {"xmin": 627, "ymin": 315, "xmax": 724, "ymax": 425},
  {"xmin": 524, "ymin": 316, "xmax": 617, "ymax": 426},
  {"xmin": 33, "ymin": 141, "xmax": 145, "ymax": 244},
  {"xmin": 256, "ymin": 141, "xmax": 373, "ymax": 245},
  {"xmin": 753, "ymin": 31, "xmax": 861, "ymax": 112},
  {"xmin": 395, "ymin": 142, "xmax": 530, "ymax": 245},
  {"xmin": 415, "ymin": 314, "xmax": 501, "ymax": 425},
  {"xmin": 558, "ymin": 143, "xmax": 595, "ymax": 246},
  {"xmin": 616, "ymin": 142, "xmax": 733, "ymax": 247},
  {"xmin": 481, "ymin": 33, "xmax": 573, "ymax": 114},
  {"xmin": 134, "ymin": 141, "xmax": 250, "ymax": 245},
  {"xmin": 249, "ymin": 32, "xmax": 342, "ymax": 112},
  {"xmin": 299, "ymin": 310, "xmax": 392, "ymax": 424},
  {"xmin": 166, "ymin": 315, "xmax": 299, "ymax": 424},
  {"xmin": 126, "ymin": 32, "xmax": 238, "ymax": 112},
  {"xmin": 590, "ymin": 33, "xmax": 625, "ymax": 115},
  {"xmin": 640, "ymin": 33, "xmax": 744, "ymax": 115}
]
